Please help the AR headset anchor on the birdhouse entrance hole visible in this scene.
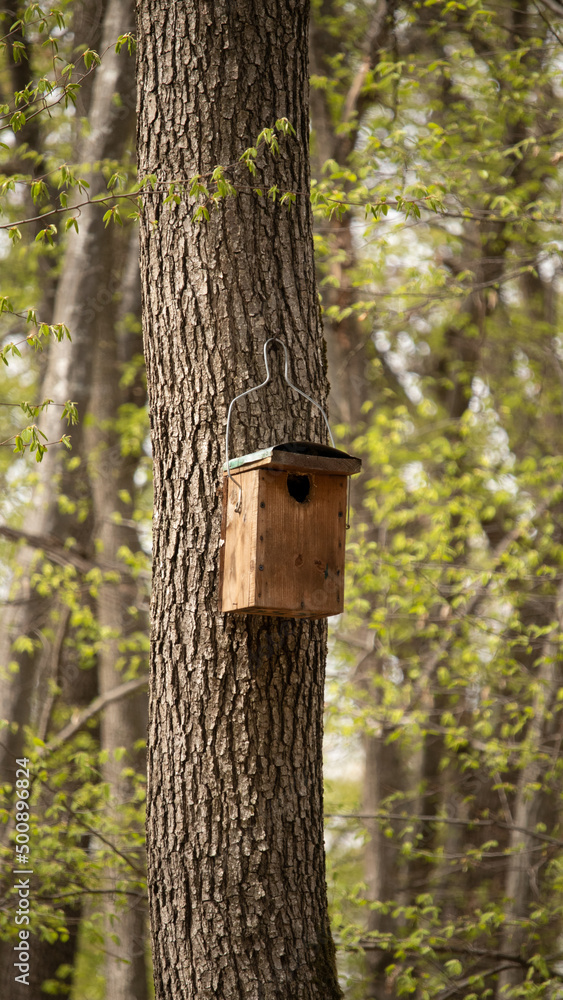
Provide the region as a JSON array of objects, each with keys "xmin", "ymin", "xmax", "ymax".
[{"xmin": 287, "ymin": 473, "xmax": 310, "ymax": 504}]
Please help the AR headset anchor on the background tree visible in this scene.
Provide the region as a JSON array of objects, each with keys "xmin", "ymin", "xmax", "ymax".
[
  {"xmin": 313, "ymin": 3, "xmax": 563, "ymax": 999},
  {"xmin": 0, "ymin": 2, "xmax": 149, "ymax": 997},
  {"xmin": 2, "ymin": 2, "xmax": 563, "ymax": 999}
]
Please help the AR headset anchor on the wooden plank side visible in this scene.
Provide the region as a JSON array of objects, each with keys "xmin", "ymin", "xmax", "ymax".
[
  {"xmin": 220, "ymin": 469, "xmax": 260, "ymax": 612},
  {"xmin": 217, "ymin": 478, "xmax": 228, "ymax": 609},
  {"xmin": 253, "ymin": 470, "xmax": 347, "ymax": 617}
]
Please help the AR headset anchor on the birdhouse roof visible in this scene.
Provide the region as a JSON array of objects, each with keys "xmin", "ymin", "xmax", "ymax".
[{"xmin": 223, "ymin": 440, "xmax": 361, "ymax": 476}]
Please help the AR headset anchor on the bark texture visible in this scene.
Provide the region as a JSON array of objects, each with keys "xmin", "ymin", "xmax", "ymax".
[{"xmin": 137, "ymin": 2, "xmax": 341, "ymax": 998}]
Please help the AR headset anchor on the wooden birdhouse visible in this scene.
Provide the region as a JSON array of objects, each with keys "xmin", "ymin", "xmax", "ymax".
[
  {"xmin": 219, "ymin": 441, "xmax": 361, "ymax": 618},
  {"xmin": 218, "ymin": 337, "xmax": 361, "ymax": 619}
]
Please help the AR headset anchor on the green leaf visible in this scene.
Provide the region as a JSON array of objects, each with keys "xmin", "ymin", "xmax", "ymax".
[{"xmin": 83, "ymin": 49, "xmax": 101, "ymax": 70}]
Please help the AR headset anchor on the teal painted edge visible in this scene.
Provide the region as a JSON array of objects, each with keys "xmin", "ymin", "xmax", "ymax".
[{"xmin": 223, "ymin": 447, "xmax": 275, "ymax": 472}]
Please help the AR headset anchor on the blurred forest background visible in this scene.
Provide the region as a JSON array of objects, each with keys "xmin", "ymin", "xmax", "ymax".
[{"xmin": 2, "ymin": 1, "xmax": 563, "ymax": 998}]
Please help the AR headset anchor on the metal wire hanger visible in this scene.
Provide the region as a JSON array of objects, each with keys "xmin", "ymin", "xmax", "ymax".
[{"xmin": 225, "ymin": 337, "xmax": 334, "ymax": 512}]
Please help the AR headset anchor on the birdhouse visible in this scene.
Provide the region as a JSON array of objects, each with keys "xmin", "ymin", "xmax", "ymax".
[
  {"xmin": 218, "ymin": 337, "xmax": 361, "ymax": 619},
  {"xmin": 219, "ymin": 441, "xmax": 361, "ymax": 618}
]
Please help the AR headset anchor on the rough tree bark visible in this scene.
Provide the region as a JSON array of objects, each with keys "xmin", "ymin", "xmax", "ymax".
[{"xmin": 137, "ymin": 2, "xmax": 341, "ymax": 998}]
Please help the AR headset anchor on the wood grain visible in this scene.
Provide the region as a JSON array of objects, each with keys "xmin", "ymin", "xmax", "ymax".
[
  {"xmin": 221, "ymin": 468, "xmax": 347, "ymax": 617},
  {"xmin": 219, "ymin": 468, "xmax": 260, "ymax": 612}
]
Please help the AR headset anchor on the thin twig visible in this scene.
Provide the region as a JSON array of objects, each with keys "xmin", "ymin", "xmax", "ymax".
[
  {"xmin": 44, "ymin": 676, "xmax": 149, "ymax": 752},
  {"xmin": 325, "ymin": 812, "xmax": 563, "ymax": 848}
]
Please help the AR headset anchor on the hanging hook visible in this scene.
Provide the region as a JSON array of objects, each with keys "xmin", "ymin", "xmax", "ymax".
[{"xmin": 224, "ymin": 337, "xmax": 334, "ymax": 513}]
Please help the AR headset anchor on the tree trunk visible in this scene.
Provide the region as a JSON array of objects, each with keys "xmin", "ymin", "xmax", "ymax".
[
  {"xmin": 89, "ymin": 227, "xmax": 149, "ymax": 1000},
  {"xmin": 137, "ymin": 2, "xmax": 341, "ymax": 998},
  {"xmin": 362, "ymin": 723, "xmax": 407, "ymax": 1000}
]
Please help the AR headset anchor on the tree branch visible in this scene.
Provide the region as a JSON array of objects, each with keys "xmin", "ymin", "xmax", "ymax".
[
  {"xmin": 44, "ymin": 675, "xmax": 149, "ymax": 752},
  {"xmin": 436, "ymin": 964, "xmax": 528, "ymax": 999},
  {"xmin": 0, "ymin": 523, "xmax": 94, "ymax": 572},
  {"xmin": 0, "ymin": 523, "xmax": 150, "ymax": 580},
  {"xmin": 337, "ymin": 0, "xmax": 397, "ymax": 161},
  {"xmin": 342, "ymin": 0, "xmax": 389, "ymax": 124},
  {"xmin": 537, "ymin": 0, "xmax": 563, "ymax": 17},
  {"xmin": 325, "ymin": 812, "xmax": 563, "ymax": 848},
  {"xmin": 414, "ymin": 492, "xmax": 558, "ymax": 693},
  {"xmin": 352, "ymin": 940, "xmax": 527, "ymax": 967}
]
